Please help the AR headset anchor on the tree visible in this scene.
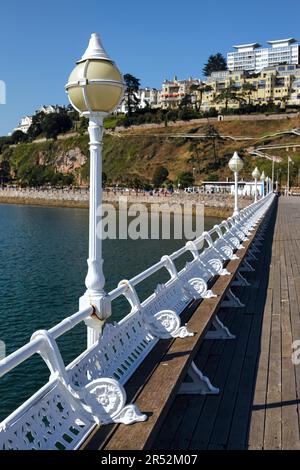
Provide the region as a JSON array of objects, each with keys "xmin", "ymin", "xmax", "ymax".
[
  {"xmin": 27, "ymin": 112, "xmax": 45, "ymax": 140},
  {"xmin": 41, "ymin": 112, "xmax": 73, "ymax": 139},
  {"xmin": 152, "ymin": 166, "xmax": 169, "ymax": 188},
  {"xmin": 241, "ymin": 83, "xmax": 256, "ymax": 105},
  {"xmin": 177, "ymin": 171, "xmax": 194, "ymax": 188},
  {"xmin": 10, "ymin": 130, "xmax": 28, "ymax": 144},
  {"xmin": 180, "ymin": 94, "xmax": 192, "ymax": 108},
  {"xmin": 201, "ymin": 125, "xmax": 223, "ymax": 167},
  {"xmin": 123, "ymin": 74, "xmax": 141, "ymax": 116},
  {"xmin": 213, "ymin": 86, "xmax": 245, "ymax": 112},
  {"xmin": 203, "ymin": 53, "xmax": 227, "ymax": 77},
  {"xmin": 102, "ymin": 171, "xmax": 107, "ymax": 187},
  {"xmin": 0, "ymin": 136, "xmax": 12, "ymax": 153},
  {"xmin": 189, "ymin": 140, "xmax": 202, "ymax": 173},
  {"xmin": 0, "ymin": 160, "xmax": 10, "ymax": 184}
]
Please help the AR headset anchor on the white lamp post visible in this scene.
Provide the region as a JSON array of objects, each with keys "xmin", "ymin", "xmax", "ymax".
[
  {"xmin": 260, "ymin": 170, "xmax": 266, "ymax": 198},
  {"xmin": 271, "ymin": 156, "xmax": 275, "ymax": 193},
  {"xmin": 266, "ymin": 176, "xmax": 270, "ymax": 195},
  {"xmin": 228, "ymin": 151, "xmax": 244, "ymax": 217},
  {"xmin": 252, "ymin": 167, "xmax": 261, "ymax": 203},
  {"xmin": 66, "ymin": 33, "xmax": 125, "ymax": 347}
]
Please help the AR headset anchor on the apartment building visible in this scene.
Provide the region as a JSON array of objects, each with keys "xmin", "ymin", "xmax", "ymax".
[
  {"xmin": 160, "ymin": 76, "xmax": 200, "ymax": 109},
  {"xmin": 201, "ymin": 64, "xmax": 300, "ymax": 111},
  {"xmin": 227, "ymin": 38, "xmax": 300, "ymax": 73}
]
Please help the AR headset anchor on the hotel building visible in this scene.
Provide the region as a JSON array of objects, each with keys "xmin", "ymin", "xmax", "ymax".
[{"xmin": 227, "ymin": 39, "xmax": 300, "ymax": 73}]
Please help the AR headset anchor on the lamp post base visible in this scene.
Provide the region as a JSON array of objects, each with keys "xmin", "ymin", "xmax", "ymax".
[{"xmin": 233, "ymin": 210, "xmax": 239, "ymax": 217}]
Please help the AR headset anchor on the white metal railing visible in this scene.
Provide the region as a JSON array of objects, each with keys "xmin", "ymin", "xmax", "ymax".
[{"xmin": 0, "ymin": 193, "xmax": 275, "ymax": 450}]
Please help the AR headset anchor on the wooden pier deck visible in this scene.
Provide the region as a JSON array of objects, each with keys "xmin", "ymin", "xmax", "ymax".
[{"xmin": 153, "ymin": 196, "xmax": 300, "ymax": 450}]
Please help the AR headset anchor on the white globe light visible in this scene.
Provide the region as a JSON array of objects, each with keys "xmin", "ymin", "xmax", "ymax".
[
  {"xmin": 65, "ymin": 33, "xmax": 125, "ymax": 114},
  {"xmin": 228, "ymin": 151, "xmax": 244, "ymax": 173},
  {"xmin": 252, "ymin": 167, "xmax": 261, "ymax": 179},
  {"xmin": 260, "ymin": 171, "xmax": 266, "ymax": 181}
]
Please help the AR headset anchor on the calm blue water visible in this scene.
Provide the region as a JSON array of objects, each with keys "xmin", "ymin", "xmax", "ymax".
[{"xmin": 0, "ymin": 203, "xmax": 221, "ymax": 421}]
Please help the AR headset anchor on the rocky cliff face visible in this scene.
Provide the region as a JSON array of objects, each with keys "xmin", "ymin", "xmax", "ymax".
[{"xmin": 54, "ymin": 147, "xmax": 87, "ymax": 173}]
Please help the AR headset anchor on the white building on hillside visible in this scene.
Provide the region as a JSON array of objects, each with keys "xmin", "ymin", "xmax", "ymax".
[
  {"xmin": 38, "ymin": 105, "xmax": 63, "ymax": 114},
  {"xmin": 11, "ymin": 105, "xmax": 65, "ymax": 135},
  {"xmin": 227, "ymin": 38, "xmax": 300, "ymax": 72},
  {"xmin": 115, "ymin": 88, "xmax": 160, "ymax": 114},
  {"xmin": 12, "ymin": 116, "xmax": 33, "ymax": 134}
]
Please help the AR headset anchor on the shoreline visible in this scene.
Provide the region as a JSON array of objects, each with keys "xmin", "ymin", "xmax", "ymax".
[{"xmin": 0, "ymin": 194, "xmax": 235, "ymax": 218}]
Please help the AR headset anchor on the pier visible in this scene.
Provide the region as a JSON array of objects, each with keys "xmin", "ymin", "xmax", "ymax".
[{"xmin": 1, "ymin": 192, "xmax": 296, "ymax": 450}]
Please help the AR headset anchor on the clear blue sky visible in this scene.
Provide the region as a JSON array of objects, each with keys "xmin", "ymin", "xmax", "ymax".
[{"xmin": 0, "ymin": 0, "xmax": 299, "ymax": 136}]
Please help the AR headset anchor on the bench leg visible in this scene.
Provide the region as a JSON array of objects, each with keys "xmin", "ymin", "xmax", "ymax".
[
  {"xmin": 239, "ymin": 259, "xmax": 255, "ymax": 273},
  {"xmin": 231, "ymin": 271, "xmax": 250, "ymax": 287},
  {"xmin": 221, "ymin": 288, "xmax": 245, "ymax": 308},
  {"xmin": 250, "ymin": 243, "xmax": 261, "ymax": 253},
  {"xmin": 84, "ymin": 378, "xmax": 147, "ymax": 425},
  {"xmin": 202, "ymin": 289, "xmax": 217, "ymax": 299},
  {"xmin": 220, "ymin": 268, "xmax": 231, "ymax": 276},
  {"xmin": 178, "ymin": 362, "xmax": 219, "ymax": 395},
  {"xmin": 205, "ymin": 315, "xmax": 235, "ymax": 340},
  {"xmin": 246, "ymin": 250, "xmax": 258, "ymax": 261}
]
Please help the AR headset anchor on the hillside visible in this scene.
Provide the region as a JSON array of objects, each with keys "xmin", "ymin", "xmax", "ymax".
[{"xmin": 1, "ymin": 114, "xmax": 300, "ymax": 186}]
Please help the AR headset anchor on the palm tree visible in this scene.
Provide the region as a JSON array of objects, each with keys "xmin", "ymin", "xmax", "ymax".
[
  {"xmin": 213, "ymin": 86, "xmax": 245, "ymax": 111},
  {"xmin": 280, "ymin": 95, "xmax": 290, "ymax": 109},
  {"xmin": 241, "ymin": 83, "xmax": 256, "ymax": 105},
  {"xmin": 190, "ymin": 83, "xmax": 213, "ymax": 111}
]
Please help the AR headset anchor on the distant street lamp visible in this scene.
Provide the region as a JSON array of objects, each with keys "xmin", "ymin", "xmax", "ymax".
[
  {"xmin": 271, "ymin": 156, "xmax": 275, "ymax": 192},
  {"xmin": 260, "ymin": 171, "xmax": 266, "ymax": 198},
  {"xmin": 287, "ymin": 156, "xmax": 293, "ymax": 196},
  {"xmin": 228, "ymin": 151, "xmax": 244, "ymax": 217},
  {"xmin": 252, "ymin": 167, "xmax": 261, "ymax": 203},
  {"xmin": 65, "ymin": 33, "xmax": 125, "ymax": 347},
  {"xmin": 265, "ymin": 176, "xmax": 270, "ymax": 195}
]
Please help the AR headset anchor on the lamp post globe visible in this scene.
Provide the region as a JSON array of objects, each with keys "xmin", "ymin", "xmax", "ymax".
[
  {"xmin": 66, "ymin": 33, "xmax": 125, "ymax": 348},
  {"xmin": 260, "ymin": 170, "xmax": 266, "ymax": 198},
  {"xmin": 65, "ymin": 33, "xmax": 124, "ymax": 115},
  {"xmin": 252, "ymin": 167, "xmax": 261, "ymax": 203},
  {"xmin": 228, "ymin": 151, "xmax": 244, "ymax": 217}
]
